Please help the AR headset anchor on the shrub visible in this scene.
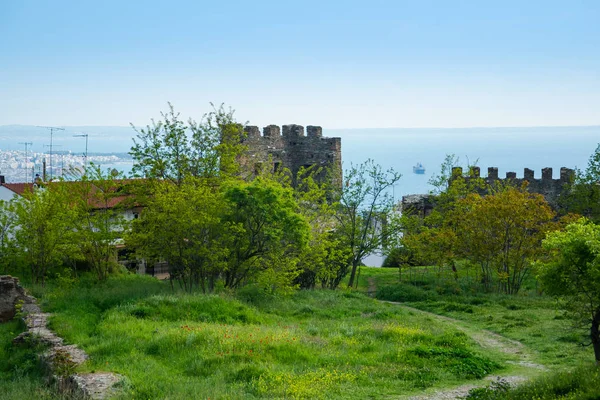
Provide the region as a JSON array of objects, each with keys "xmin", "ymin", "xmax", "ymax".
[
  {"xmin": 376, "ymin": 284, "xmax": 434, "ymax": 302},
  {"xmin": 382, "ymin": 247, "xmax": 418, "ymax": 268}
]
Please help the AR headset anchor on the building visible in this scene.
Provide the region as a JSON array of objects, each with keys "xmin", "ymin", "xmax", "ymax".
[{"xmin": 240, "ymin": 124, "xmax": 342, "ymax": 186}]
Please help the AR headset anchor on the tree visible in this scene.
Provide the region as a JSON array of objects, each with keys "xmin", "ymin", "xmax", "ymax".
[
  {"xmin": 293, "ymin": 166, "xmax": 351, "ymax": 289},
  {"xmin": 72, "ymin": 165, "xmax": 130, "ymax": 281},
  {"xmin": 129, "ymin": 103, "xmax": 246, "ymax": 185},
  {"xmin": 127, "ymin": 178, "xmax": 226, "ymax": 292},
  {"xmin": 428, "ymin": 154, "xmax": 462, "ymax": 194},
  {"xmin": 539, "ymin": 218, "xmax": 600, "ymax": 364},
  {"xmin": 0, "ymin": 200, "xmax": 15, "ymax": 273},
  {"xmin": 10, "ymin": 184, "xmax": 79, "ymax": 285},
  {"xmin": 221, "ymin": 178, "xmax": 309, "ymax": 291},
  {"xmin": 334, "ymin": 159, "xmax": 402, "ymax": 288},
  {"xmin": 561, "ymin": 143, "xmax": 600, "ymax": 222},
  {"xmin": 451, "ymin": 187, "xmax": 555, "ymax": 294},
  {"xmin": 406, "ymin": 186, "xmax": 557, "ymax": 294}
]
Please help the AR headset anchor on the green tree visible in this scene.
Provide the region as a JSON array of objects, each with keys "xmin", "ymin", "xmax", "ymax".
[
  {"xmin": 130, "ymin": 103, "xmax": 246, "ymax": 185},
  {"xmin": 72, "ymin": 165, "xmax": 130, "ymax": 281},
  {"xmin": 561, "ymin": 143, "xmax": 600, "ymax": 222},
  {"xmin": 406, "ymin": 186, "xmax": 557, "ymax": 294},
  {"xmin": 293, "ymin": 166, "xmax": 351, "ymax": 289},
  {"xmin": 222, "ymin": 178, "xmax": 309, "ymax": 291},
  {"xmin": 451, "ymin": 187, "xmax": 555, "ymax": 294},
  {"xmin": 0, "ymin": 200, "xmax": 15, "ymax": 273},
  {"xmin": 428, "ymin": 153, "xmax": 461, "ymax": 194},
  {"xmin": 10, "ymin": 184, "xmax": 78, "ymax": 285},
  {"xmin": 539, "ymin": 218, "xmax": 600, "ymax": 364},
  {"xmin": 127, "ymin": 178, "xmax": 226, "ymax": 292},
  {"xmin": 334, "ymin": 159, "xmax": 402, "ymax": 288}
]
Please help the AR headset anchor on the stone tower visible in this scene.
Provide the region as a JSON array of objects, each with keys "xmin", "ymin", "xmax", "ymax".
[{"xmin": 240, "ymin": 124, "xmax": 342, "ymax": 187}]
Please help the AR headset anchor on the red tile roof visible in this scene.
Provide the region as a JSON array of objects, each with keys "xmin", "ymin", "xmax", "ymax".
[
  {"xmin": 2, "ymin": 183, "xmax": 35, "ymax": 196},
  {"xmin": 0, "ymin": 180, "xmax": 137, "ymax": 210}
]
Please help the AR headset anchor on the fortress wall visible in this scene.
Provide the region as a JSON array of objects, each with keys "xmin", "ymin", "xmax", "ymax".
[
  {"xmin": 403, "ymin": 166, "xmax": 575, "ymax": 215},
  {"xmin": 241, "ymin": 124, "xmax": 342, "ymax": 186}
]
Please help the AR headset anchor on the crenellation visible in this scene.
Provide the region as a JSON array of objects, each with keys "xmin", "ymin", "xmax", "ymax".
[
  {"xmin": 464, "ymin": 166, "xmax": 574, "ymax": 209},
  {"xmin": 560, "ymin": 167, "xmax": 574, "ymax": 183},
  {"xmin": 307, "ymin": 125, "xmax": 323, "ymax": 138},
  {"xmin": 470, "ymin": 166, "xmax": 480, "ymax": 178},
  {"xmin": 282, "ymin": 124, "xmax": 305, "ymax": 137},
  {"xmin": 524, "ymin": 168, "xmax": 534, "ymax": 180},
  {"xmin": 244, "ymin": 125, "xmax": 260, "ymax": 139},
  {"xmin": 542, "ymin": 167, "xmax": 553, "ymax": 181},
  {"xmin": 263, "ymin": 125, "xmax": 281, "ymax": 138}
]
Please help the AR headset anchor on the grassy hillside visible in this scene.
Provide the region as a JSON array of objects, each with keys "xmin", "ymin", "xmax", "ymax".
[
  {"xmin": 362, "ymin": 266, "xmax": 600, "ymax": 399},
  {"xmin": 362, "ymin": 266, "xmax": 594, "ymax": 369},
  {"xmin": 2, "ymin": 268, "xmax": 596, "ymax": 399},
  {"xmin": 16, "ymin": 274, "xmax": 512, "ymax": 399}
]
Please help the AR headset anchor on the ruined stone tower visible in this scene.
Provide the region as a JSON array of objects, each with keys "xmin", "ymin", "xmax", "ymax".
[{"xmin": 240, "ymin": 124, "xmax": 342, "ymax": 186}]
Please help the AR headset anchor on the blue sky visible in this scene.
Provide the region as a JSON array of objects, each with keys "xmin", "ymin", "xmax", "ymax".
[{"xmin": 1, "ymin": 0, "xmax": 599, "ymax": 128}]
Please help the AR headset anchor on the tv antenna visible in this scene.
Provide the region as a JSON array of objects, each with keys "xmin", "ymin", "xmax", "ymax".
[
  {"xmin": 44, "ymin": 144, "xmax": 63, "ymax": 179},
  {"xmin": 18, "ymin": 142, "xmax": 33, "ymax": 183},
  {"xmin": 73, "ymin": 133, "xmax": 89, "ymax": 168},
  {"xmin": 37, "ymin": 126, "xmax": 65, "ymax": 180}
]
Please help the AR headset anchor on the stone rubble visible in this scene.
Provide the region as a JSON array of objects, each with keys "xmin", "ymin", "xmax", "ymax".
[{"xmin": 0, "ymin": 275, "xmax": 30, "ymax": 322}]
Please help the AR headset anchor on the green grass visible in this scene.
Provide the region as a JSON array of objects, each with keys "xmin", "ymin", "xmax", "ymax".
[
  {"xmin": 18, "ymin": 274, "xmax": 514, "ymax": 399},
  {"xmin": 0, "ymin": 319, "xmax": 65, "ymax": 399},
  {"xmin": 465, "ymin": 365, "xmax": 600, "ymax": 400},
  {"xmin": 4, "ymin": 267, "xmax": 592, "ymax": 399},
  {"xmin": 362, "ymin": 266, "xmax": 595, "ymax": 369}
]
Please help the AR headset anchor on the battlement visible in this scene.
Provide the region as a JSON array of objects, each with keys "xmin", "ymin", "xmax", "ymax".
[
  {"xmin": 451, "ymin": 166, "xmax": 575, "ymax": 184},
  {"xmin": 239, "ymin": 124, "xmax": 342, "ymax": 187},
  {"xmin": 401, "ymin": 166, "xmax": 576, "ymax": 215},
  {"xmin": 243, "ymin": 124, "xmax": 327, "ymax": 141}
]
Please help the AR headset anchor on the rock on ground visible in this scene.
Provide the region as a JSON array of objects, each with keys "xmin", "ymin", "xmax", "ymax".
[{"xmin": 0, "ymin": 275, "xmax": 31, "ymax": 322}]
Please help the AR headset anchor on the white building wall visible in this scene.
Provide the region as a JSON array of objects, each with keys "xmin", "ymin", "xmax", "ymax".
[{"xmin": 0, "ymin": 186, "xmax": 17, "ymax": 202}]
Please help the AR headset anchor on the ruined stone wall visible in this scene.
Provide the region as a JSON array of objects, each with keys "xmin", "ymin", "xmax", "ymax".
[
  {"xmin": 402, "ymin": 166, "xmax": 575, "ymax": 215},
  {"xmin": 453, "ymin": 166, "xmax": 574, "ymax": 208},
  {"xmin": 240, "ymin": 124, "xmax": 342, "ymax": 186}
]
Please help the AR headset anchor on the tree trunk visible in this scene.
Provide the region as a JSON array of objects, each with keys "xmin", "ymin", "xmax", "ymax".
[
  {"xmin": 592, "ymin": 308, "xmax": 600, "ymax": 365},
  {"xmin": 347, "ymin": 260, "xmax": 359, "ymax": 288}
]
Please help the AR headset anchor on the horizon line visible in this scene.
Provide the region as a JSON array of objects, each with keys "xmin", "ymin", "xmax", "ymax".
[{"xmin": 1, "ymin": 123, "xmax": 600, "ymax": 131}]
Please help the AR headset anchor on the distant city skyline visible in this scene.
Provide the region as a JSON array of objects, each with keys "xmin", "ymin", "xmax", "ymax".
[{"xmin": 1, "ymin": 1, "xmax": 599, "ymax": 128}]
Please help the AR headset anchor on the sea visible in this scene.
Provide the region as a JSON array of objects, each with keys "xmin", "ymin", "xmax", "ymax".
[{"xmin": 333, "ymin": 126, "xmax": 600, "ymax": 198}]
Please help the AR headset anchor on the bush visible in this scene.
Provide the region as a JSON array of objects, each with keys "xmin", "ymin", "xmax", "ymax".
[{"xmin": 376, "ymin": 284, "xmax": 435, "ymax": 302}]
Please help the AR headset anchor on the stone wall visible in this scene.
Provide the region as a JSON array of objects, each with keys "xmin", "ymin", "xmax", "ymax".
[
  {"xmin": 240, "ymin": 124, "xmax": 342, "ymax": 186},
  {"xmin": 402, "ymin": 166, "xmax": 575, "ymax": 216},
  {"xmin": 0, "ymin": 275, "xmax": 124, "ymax": 399},
  {"xmin": 0, "ymin": 275, "xmax": 28, "ymax": 322},
  {"xmin": 453, "ymin": 166, "xmax": 574, "ymax": 208}
]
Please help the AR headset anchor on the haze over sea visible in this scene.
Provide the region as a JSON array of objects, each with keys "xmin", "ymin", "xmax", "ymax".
[
  {"xmin": 1, "ymin": 125, "xmax": 599, "ymax": 197},
  {"xmin": 337, "ymin": 125, "xmax": 600, "ymax": 198}
]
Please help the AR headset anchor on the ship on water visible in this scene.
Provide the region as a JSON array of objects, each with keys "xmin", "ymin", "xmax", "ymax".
[{"xmin": 413, "ymin": 162, "xmax": 425, "ymax": 174}]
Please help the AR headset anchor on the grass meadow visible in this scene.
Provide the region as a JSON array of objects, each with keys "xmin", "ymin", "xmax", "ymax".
[
  {"xmin": 361, "ymin": 266, "xmax": 600, "ymax": 399},
  {"xmin": 5, "ymin": 273, "xmax": 508, "ymax": 399},
  {"xmin": 361, "ymin": 266, "xmax": 594, "ymax": 369},
  {"xmin": 0, "ymin": 267, "xmax": 597, "ymax": 399}
]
